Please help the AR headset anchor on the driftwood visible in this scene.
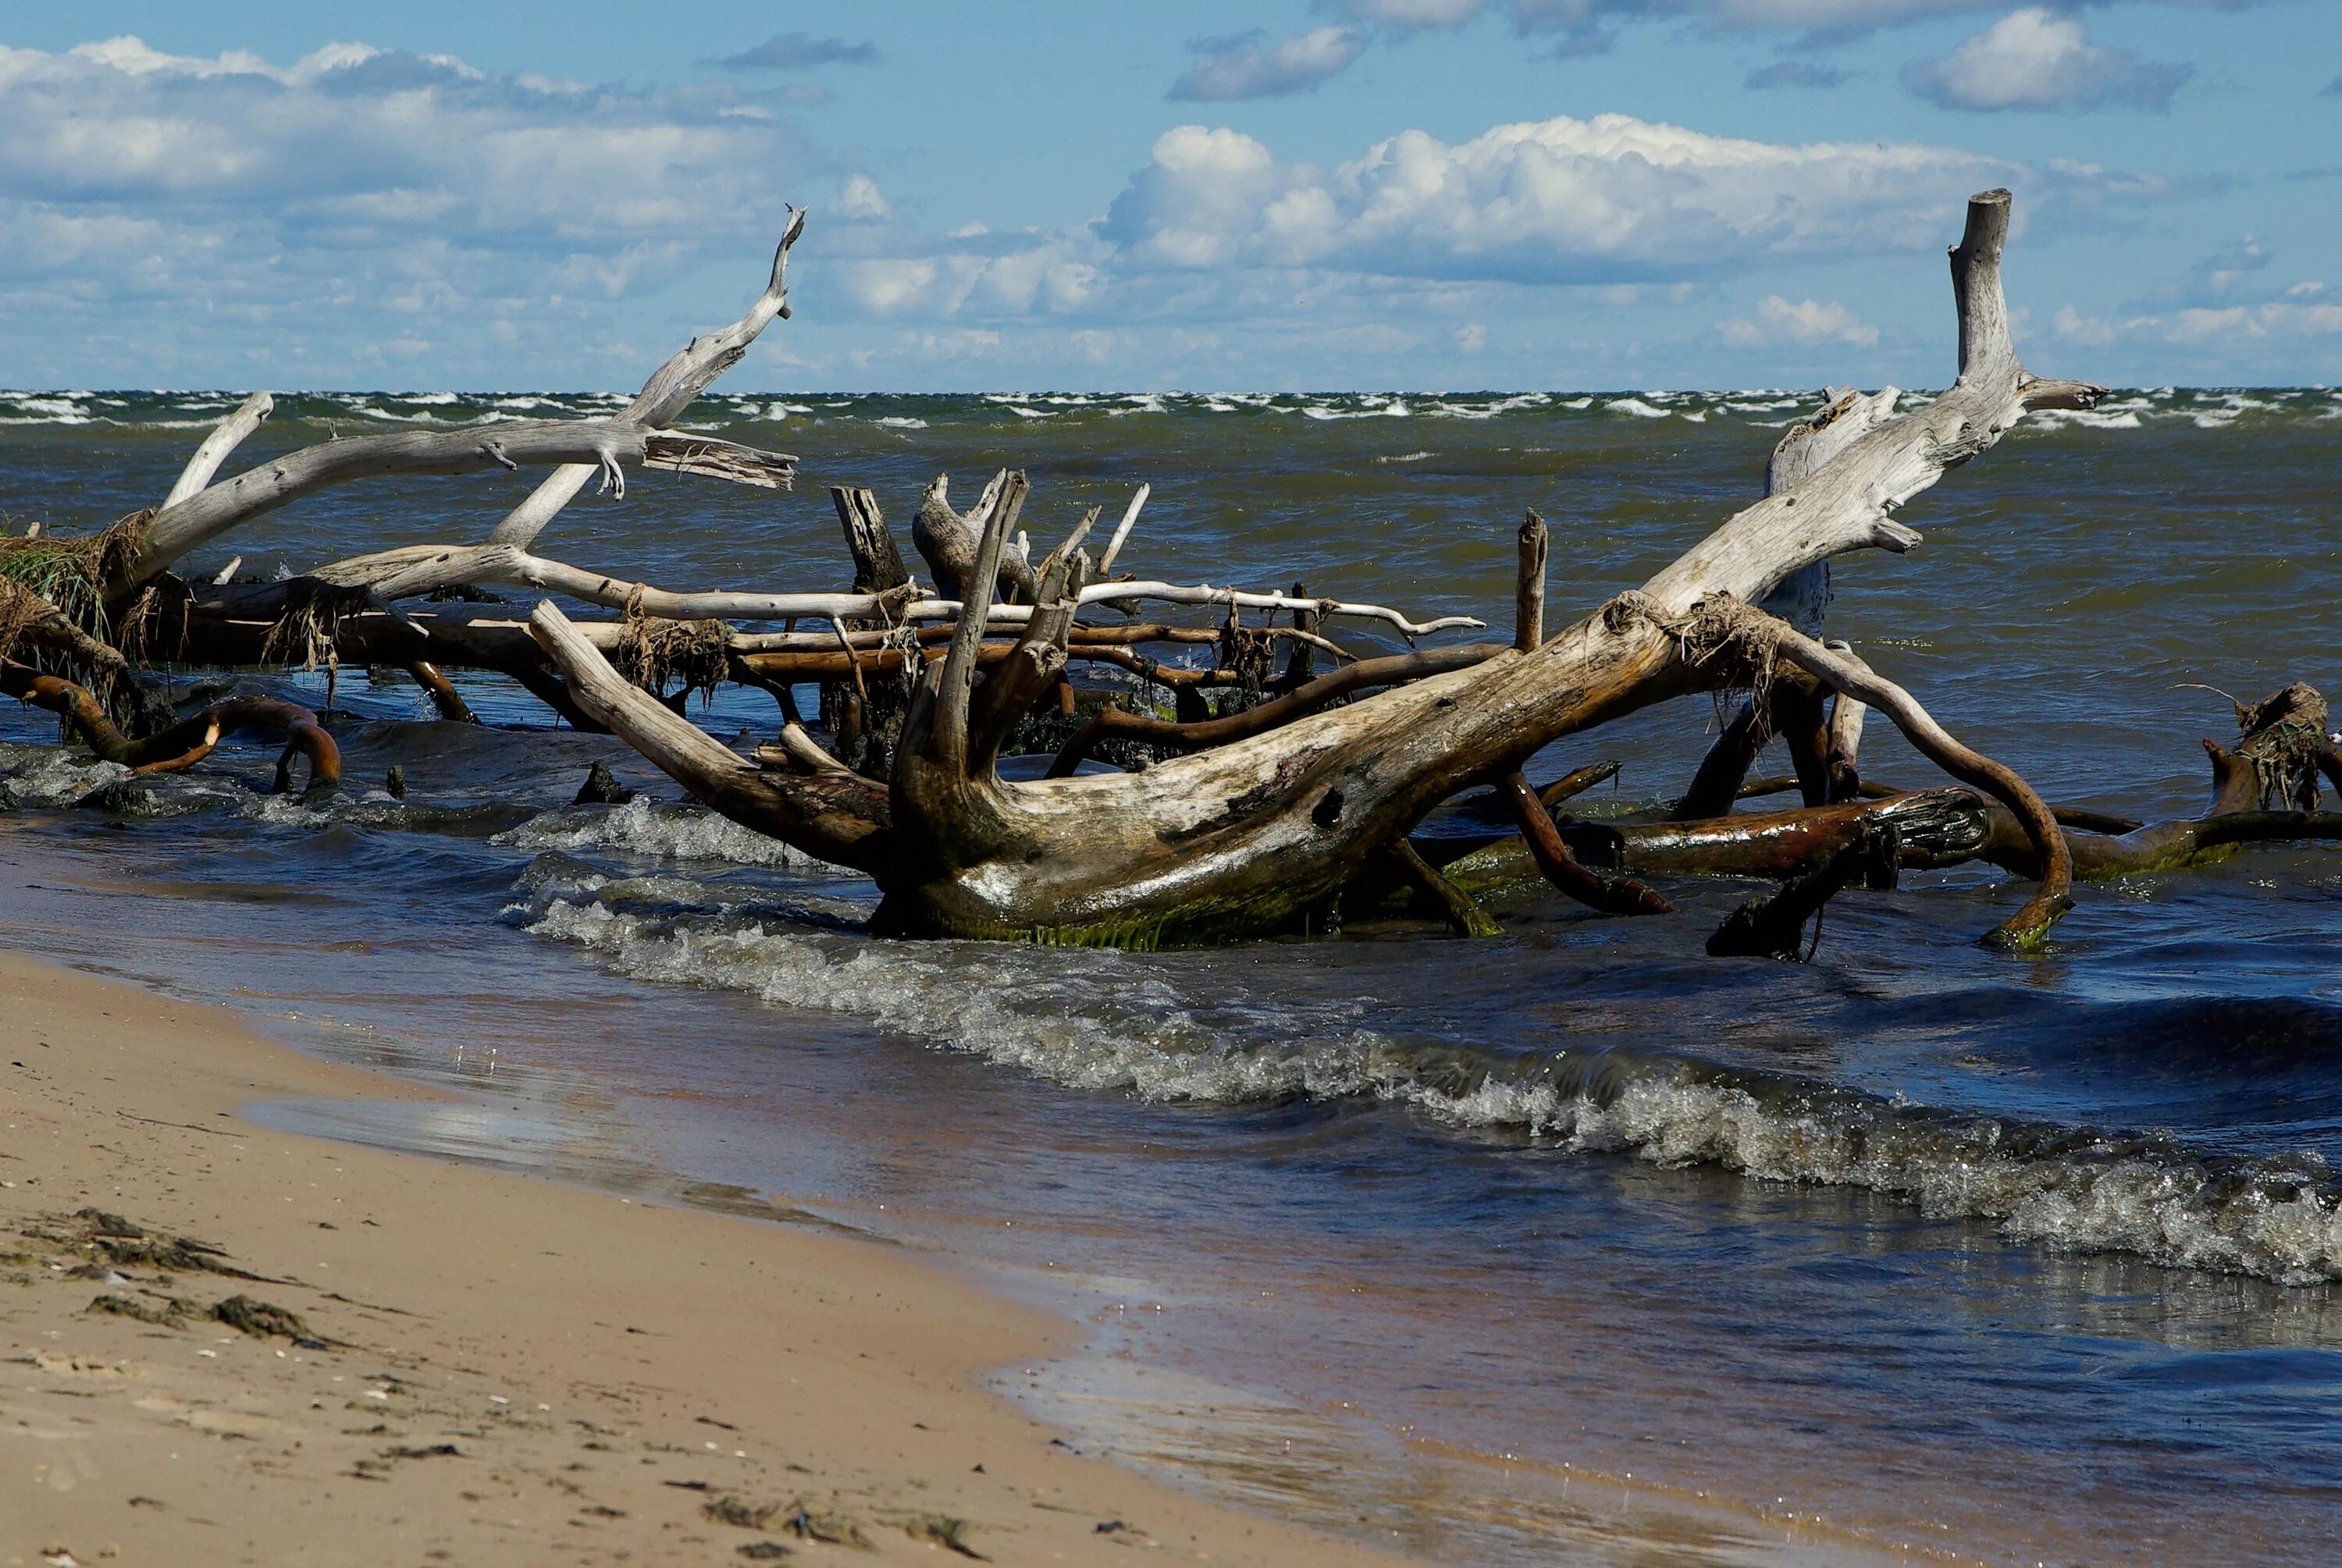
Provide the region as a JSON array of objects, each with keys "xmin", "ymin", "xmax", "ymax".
[
  {"xmin": 2, "ymin": 660, "xmax": 336, "ymax": 792},
  {"xmin": 530, "ymin": 190, "xmax": 2102, "ymax": 950},
  {"xmin": 12, "ymin": 187, "xmax": 2337, "ymax": 968}
]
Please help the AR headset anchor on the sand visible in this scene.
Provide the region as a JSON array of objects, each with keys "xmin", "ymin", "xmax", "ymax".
[{"xmin": 0, "ymin": 949, "xmax": 1423, "ymax": 1566}]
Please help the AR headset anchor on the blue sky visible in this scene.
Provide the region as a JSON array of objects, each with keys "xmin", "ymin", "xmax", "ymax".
[{"xmin": 2, "ymin": 2, "xmax": 2335, "ymax": 390}]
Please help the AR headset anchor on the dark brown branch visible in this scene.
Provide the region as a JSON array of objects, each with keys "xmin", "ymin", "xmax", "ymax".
[{"xmin": 1500, "ymin": 768, "xmax": 1675, "ymax": 917}]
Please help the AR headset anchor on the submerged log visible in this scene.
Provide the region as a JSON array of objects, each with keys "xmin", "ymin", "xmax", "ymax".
[
  {"xmin": 2, "ymin": 660, "xmax": 338, "ymax": 792},
  {"xmin": 1706, "ymin": 816, "xmax": 1899, "ymax": 961}
]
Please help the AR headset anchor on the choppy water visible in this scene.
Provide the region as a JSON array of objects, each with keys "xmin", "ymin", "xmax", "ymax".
[{"xmin": 4, "ymin": 385, "xmax": 2340, "ymax": 1565}]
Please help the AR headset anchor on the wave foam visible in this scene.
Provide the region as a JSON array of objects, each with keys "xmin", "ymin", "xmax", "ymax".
[
  {"xmin": 515, "ymin": 887, "xmax": 2342, "ymax": 1286},
  {"xmin": 494, "ymin": 796, "xmax": 833, "ymax": 869}
]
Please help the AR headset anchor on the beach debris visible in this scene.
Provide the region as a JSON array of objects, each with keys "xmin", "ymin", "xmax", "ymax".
[
  {"xmin": 208, "ymin": 1293, "xmax": 322, "ymax": 1343},
  {"xmin": 32, "ymin": 1208, "xmax": 270, "ymax": 1281},
  {"xmin": 84, "ymin": 1292, "xmax": 202, "ymax": 1325},
  {"xmin": 80, "ymin": 1285, "xmax": 337, "ymax": 1349},
  {"xmin": 350, "ymin": 1442, "xmax": 462, "ymax": 1480},
  {"xmin": 783, "ymin": 1504, "xmax": 872, "ymax": 1548},
  {"xmin": 735, "ymin": 1545, "xmax": 793, "ymax": 1562},
  {"xmin": 703, "ymin": 1496, "xmax": 781, "ymax": 1530},
  {"xmin": 899, "ymin": 1513, "xmax": 988, "ymax": 1559}
]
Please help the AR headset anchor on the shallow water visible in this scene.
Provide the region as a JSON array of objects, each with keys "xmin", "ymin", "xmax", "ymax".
[{"xmin": 4, "ymin": 385, "xmax": 2340, "ymax": 1564}]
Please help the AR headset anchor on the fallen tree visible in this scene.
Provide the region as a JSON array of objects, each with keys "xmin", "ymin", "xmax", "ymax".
[
  {"xmin": 532, "ymin": 189, "xmax": 2109, "ymax": 949},
  {"xmin": 8, "ymin": 188, "xmax": 2337, "ymax": 960}
]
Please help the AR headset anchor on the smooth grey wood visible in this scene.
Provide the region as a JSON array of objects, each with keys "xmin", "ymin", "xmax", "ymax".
[{"xmin": 164, "ymin": 392, "xmax": 273, "ymax": 508}]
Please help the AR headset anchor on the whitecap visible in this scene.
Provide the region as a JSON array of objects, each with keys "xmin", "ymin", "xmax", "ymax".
[
  {"xmin": 515, "ymin": 886, "xmax": 2342, "ymax": 1287},
  {"xmin": 1604, "ymin": 397, "xmax": 1671, "ymax": 419},
  {"xmin": 495, "ymin": 796, "xmax": 835, "ymax": 869}
]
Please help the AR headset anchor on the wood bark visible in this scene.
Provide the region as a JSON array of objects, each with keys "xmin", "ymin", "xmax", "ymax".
[
  {"xmin": 1514, "ymin": 509, "xmax": 1547, "ymax": 652},
  {"xmin": 538, "ymin": 190, "xmax": 2104, "ymax": 950}
]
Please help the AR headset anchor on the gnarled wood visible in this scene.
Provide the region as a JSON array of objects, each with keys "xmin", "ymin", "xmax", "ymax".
[{"xmin": 544, "ymin": 190, "xmax": 2099, "ymax": 949}]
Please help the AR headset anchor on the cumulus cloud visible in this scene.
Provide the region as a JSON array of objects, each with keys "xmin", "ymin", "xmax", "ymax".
[
  {"xmin": 709, "ymin": 32, "xmax": 877, "ymax": 71},
  {"xmin": 0, "ymin": 37, "xmax": 803, "ymax": 236},
  {"xmin": 1903, "ymin": 9, "xmax": 2190, "ymax": 112},
  {"xmin": 1169, "ymin": 27, "xmax": 1367, "ymax": 100},
  {"xmin": 1099, "ymin": 115, "xmax": 2015, "ymax": 285},
  {"xmin": 1720, "ymin": 295, "xmax": 1879, "ymax": 346},
  {"xmin": 0, "ymin": 36, "xmax": 824, "ymax": 382},
  {"xmin": 1746, "ymin": 60, "xmax": 1852, "ymax": 88}
]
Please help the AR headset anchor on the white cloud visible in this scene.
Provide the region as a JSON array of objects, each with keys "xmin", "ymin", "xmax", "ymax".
[
  {"xmin": 2166, "ymin": 302, "xmax": 2342, "ymax": 341},
  {"xmin": 1720, "ymin": 295, "xmax": 1879, "ymax": 347},
  {"xmin": 838, "ymin": 172, "xmax": 890, "ymax": 221},
  {"xmin": 2052, "ymin": 298, "xmax": 2342, "ymax": 347},
  {"xmin": 0, "ymin": 37, "xmax": 803, "ymax": 238},
  {"xmin": 1903, "ymin": 9, "xmax": 2191, "ymax": 112},
  {"xmin": 1100, "ymin": 115, "xmax": 2014, "ymax": 285},
  {"xmin": 1169, "ymin": 27, "xmax": 1367, "ymax": 101}
]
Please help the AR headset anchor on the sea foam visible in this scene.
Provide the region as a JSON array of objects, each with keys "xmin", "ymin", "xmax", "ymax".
[{"xmin": 514, "ymin": 871, "xmax": 2342, "ymax": 1287}]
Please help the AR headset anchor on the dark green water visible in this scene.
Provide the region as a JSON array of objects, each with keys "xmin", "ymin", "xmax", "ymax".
[{"xmin": 3, "ymin": 385, "xmax": 2340, "ymax": 1564}]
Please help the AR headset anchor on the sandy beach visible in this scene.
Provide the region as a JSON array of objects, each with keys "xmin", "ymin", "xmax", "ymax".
[{"xmin": 0, "ymin": 948, "xmax": 1422, "ymax": 1567}]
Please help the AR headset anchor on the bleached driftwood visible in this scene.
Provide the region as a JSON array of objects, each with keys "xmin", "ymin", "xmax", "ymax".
[
  {"xmin": 540, "ymin": 191, "xmax": 2101, "ymax": 950},
  {"xmin": 489, "ymin": 208, "xmax": 809, "ymax": 549},
  {"xmin": 164, "ymin": 392, "xmax": 274, "ymax": 508}
]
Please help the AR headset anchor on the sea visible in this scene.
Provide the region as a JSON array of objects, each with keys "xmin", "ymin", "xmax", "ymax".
[{"xmin": 3, "ymin": 385, "xmax": 2339, "ymax": 1566}]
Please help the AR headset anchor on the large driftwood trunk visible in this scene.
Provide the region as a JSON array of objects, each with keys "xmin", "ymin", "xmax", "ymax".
[{"xmin": 536, "ymin": 190, "xmax": 2105, "ymax": 950}]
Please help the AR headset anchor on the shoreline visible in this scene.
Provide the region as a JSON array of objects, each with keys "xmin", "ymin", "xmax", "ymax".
[{"xmin": 1, "ymin": 947, "xmax": 1425, "ymax": 1566}]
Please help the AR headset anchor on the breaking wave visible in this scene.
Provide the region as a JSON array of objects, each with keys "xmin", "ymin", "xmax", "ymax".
[
  {"xmin": 512, "ymin": 866, "xmax": 2342, "ymax": 1286},
  {"xmin": 493, "ymin": 795, "xmax": 837, "ymax": 869}
]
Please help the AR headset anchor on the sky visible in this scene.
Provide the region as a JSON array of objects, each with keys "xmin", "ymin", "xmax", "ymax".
[{"xmin": 2, "ymin": 2, "xmax": 2336, "ymax": 392}]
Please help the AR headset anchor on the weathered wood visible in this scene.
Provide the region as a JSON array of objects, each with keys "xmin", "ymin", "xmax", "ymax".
[
  {"xmin": 489, "ymin": 211, "xmax": 806, "ymax": 549},
  {"xmin": 913, "ymin": 471, "xmax": 1038, "ymax": 605},
  {"xmin": 164, "ymin": 392, "xmax": 273, "ymax": 508},
  {"xmin": 2, "ymin": 660, "xmax": 338, "ymax": 791},
  {"xmin": 1500, "ymin": 768, "xmax": 1675, "ymax": 916},
  {"xmin": 1440, "ymin": 788, "xmax": 1991, "ymax": 889},
  {"xmin": 1822, "ymin": 638, "xmax": 1869, "ymax": 802},
  {"xmin": 1706, "ymin": 818, "xmax": 1898, "ymax": 961},
  {"xmin": 120, "ymin": 421, "xmax": 660, "ymax": 594},
  {"xmin": 1753, "ymin": 617, "xmax": 2072, "ymax": 948},
  {"xmin": 532, "ymin": 190, "xmax": 2102, "ymax": 950},
  {"xmin": 1097, "ymin": 485, "xmax": 1150, "ymax": 577},
  {"xmin": 528, "ymin": 602, "xmax": 892, "ymax": 872},
  {"xmin": 830, "ymin": 487, "xmax": 910, "ymax": 594},
  {"xmin": 1514, "ymin": 509, "xmax": 1547, "ymax": 652},
  {"xmin": 1386, "ymin": 838, "xmax": 1501, "ymax": 937},
  {"xmin": 1044, "ymin": 644, "xmax": 1506, "ymax": 777},
  {"xmin": 404, "ymin": 660, "xmax": 479, "ymax": 724}
]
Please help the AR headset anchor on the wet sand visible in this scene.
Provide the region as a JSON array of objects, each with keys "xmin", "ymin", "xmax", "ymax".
[{"xmin": 0, "ymin": 948, "xmax": 1423, "ymax": 1566}]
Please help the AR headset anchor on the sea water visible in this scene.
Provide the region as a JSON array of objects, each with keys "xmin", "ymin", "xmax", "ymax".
[{"xmin": 3, "ymin": 386, "xmax": 2340, "ymax": 1563}]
